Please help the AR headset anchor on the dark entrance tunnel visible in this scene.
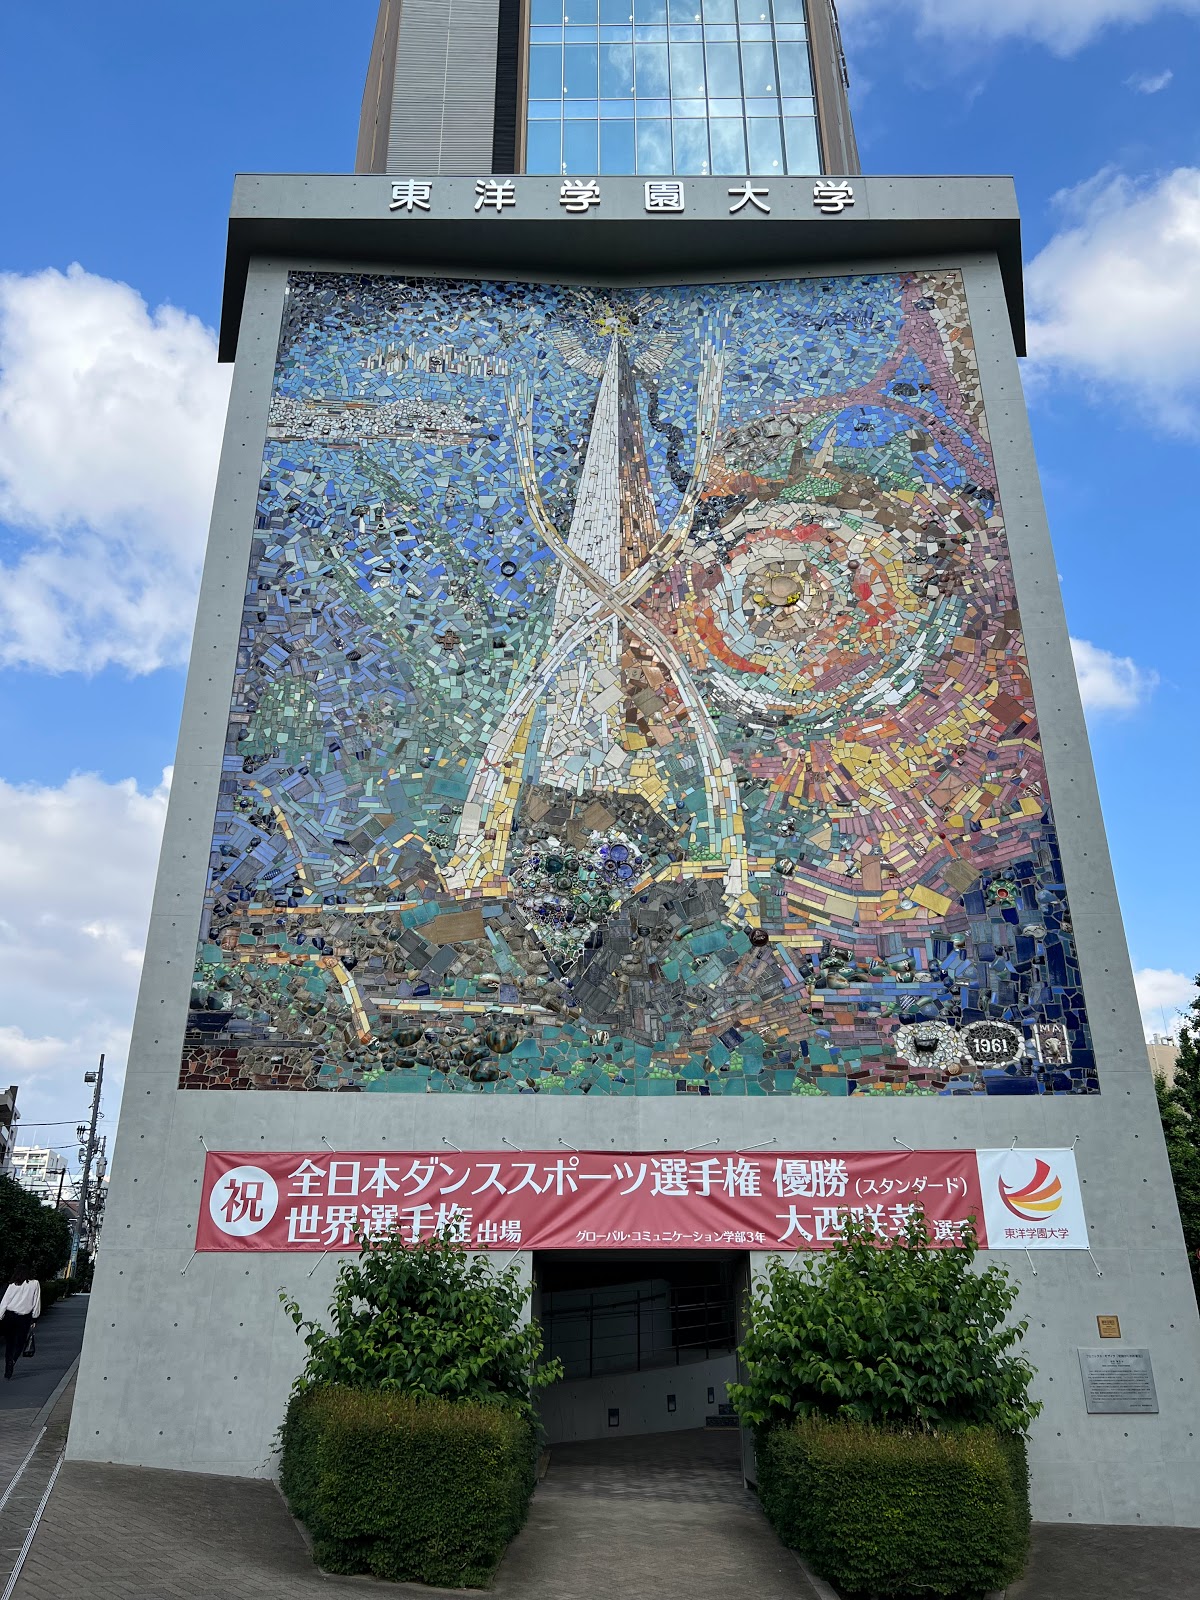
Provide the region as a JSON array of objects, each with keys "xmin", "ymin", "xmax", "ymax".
[{"xmin": 534, "ymin": 1251, "xmax": 748, "ymax": 1445}]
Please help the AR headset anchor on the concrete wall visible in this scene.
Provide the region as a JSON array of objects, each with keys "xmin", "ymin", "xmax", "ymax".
[
  {"xmin": 67, "ymin": 244, "xmax": 1200, "ymax": 1526},
  {"xmin": 540, "ymin": 1354, "xmax": 738, "ymax": 1444}
]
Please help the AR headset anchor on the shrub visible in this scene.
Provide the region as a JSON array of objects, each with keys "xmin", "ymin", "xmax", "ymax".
[
  {"xmin": 280, "ymin": 1227, "xmax": 560, "ymax": 1422},
  {"xmin": 730, "ymin": 1211, "xmax": 1041, "ymax": 1435},
  {"xmin": 0, "ymin": 1175, "xmax": 72, "ymax": 1286},
  {"xmin": 759, "ymin": 1417, "xmax": 1030, "ymax": 1597},
  {"xmin": 279, "ymin": 1386, "xmax": 536, "ymax": 1586}
]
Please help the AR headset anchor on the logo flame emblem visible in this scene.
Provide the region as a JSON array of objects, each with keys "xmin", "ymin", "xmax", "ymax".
[{"xmin": 999, "ymin": 1158, "xmax": 1063, "ymax": 1221}]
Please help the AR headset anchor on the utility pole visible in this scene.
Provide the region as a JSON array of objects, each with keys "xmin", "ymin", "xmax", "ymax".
[{"xmin": 69, "ymin": 1053, "xmax": 104, "ymax": 1279}]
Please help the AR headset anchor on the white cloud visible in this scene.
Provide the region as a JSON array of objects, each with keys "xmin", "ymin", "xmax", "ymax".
[
  {"xmin": 0, "ymin": 265, "xmax": 230, "ymax": 674},
  {"xmin": 1025, "ymin": 167, "xmax": 1200, "ymax": 429},
  {"xmin": 1070, "ymin": 636, "xmax": 1158, "ymax": 714},
  {"xmin": 1134, "ymin": 967, "xmax": 1197, "ymax": 1037},
  {"xmin": 0, "ymin": 769, "xmax": 169, "ymax": 1152},
  {"xmin": 1127, "ymin": 67, "xmax": 1174, "ymax": 91},
  {"xmin": 841, "ymin": 0, "xmax": 1200, "ymax": 52}
]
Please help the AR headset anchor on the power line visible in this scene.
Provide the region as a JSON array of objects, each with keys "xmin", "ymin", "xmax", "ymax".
[{"xmin": 9, "ymin": 1120, "xmax": 97, "ymax": 1129}]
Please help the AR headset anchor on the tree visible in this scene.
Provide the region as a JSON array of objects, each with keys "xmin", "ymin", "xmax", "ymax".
[
  {"xmin": 281, "ymin": 1229, "xmax": 560, "ymax": 1423},
  {"xmin": 730, "ymin": 1212, "xmax": 1041, "ymax": 1437},
  {"xmin": 1155, "ymin": 984, "xmax": 1200, "ymax": 1301},
  {"xmin": 0, "ymin": 1174, "xmax": 72, "ymax": 1285}
]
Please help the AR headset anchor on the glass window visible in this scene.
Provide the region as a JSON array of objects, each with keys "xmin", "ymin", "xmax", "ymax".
[
  {"xmin": 673, "ymin": 118, "xmax": 709, "ymax": 172},
  {"xmin": 709, "ymin": 118, "xmax": 747, "ymax": 172},
  {"xmin": 601, "ymin": 41, "xmax": 635, "ymax": 94},
  {"xmin": 636, "ymin": 118, "xmax": 672, "ymax": 170},
  {"xmin": 601, "ymin": 120, "xmax": 637, "ymax": 171},
  {"xmin": 634, "ymin": 40, "xmax": 670, "ymax": 95},
  {"xmin": 563, "ymin": 119, "xmax": 600, "ymax": 169},
  {"xmin": 704, "ymin": 40, "xmax": 741, "ymax": 96},
  {"xmin": 670, "ymin": 41, "xmax": 707, "ymax": 96},
  {"xmin": 525, "ymin": 120, "xmax": 563, "ymax": 173},
  {"xmin": 783, "ymin": 116, "xmax": 819, "ymax": 172},
  {"xmin": 740, "ymin": 41, "xmax": 776, "ymax": 94},
  {"xmin": 746, "ymin": 116, "xmax": 782, "ymax": 172},
  {"xmin": 529, "ymin": 45, "xmax": 565, "ymax": 98},
  {"xmin": 525, "ymin": 0, "xmax": 816, "ymax": 179},
  {"xmin": 564, "ymin": 44, "xmax": 599, "ymax": 96},
  {"xmin": 775, "ymin": 40, "xmax": 811, "ymax": 95}
]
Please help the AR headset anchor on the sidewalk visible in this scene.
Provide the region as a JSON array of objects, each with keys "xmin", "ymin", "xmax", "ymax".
[
  {"xmin": 6, "ymin": 1414, "xmax": 1200, "ymax": 1599},
  {"xmin": 0, "ymin": 1293, "xmax": 89, "ymax": 1442}
]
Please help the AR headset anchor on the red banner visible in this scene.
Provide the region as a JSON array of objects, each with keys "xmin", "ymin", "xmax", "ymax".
[{"xmin": 195, "ymin": 1149, "xmax": 987, "ymax": 1253}]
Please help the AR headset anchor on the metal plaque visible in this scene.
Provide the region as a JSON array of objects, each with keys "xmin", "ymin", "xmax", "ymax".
[
  {"xmin": 1096, "ymin": 1316, "xmax": 1122, "ymax": 1339},
  {"xmin": 1078, "ymin": 1348, "xmax": 1158, "ymax": 1414}
]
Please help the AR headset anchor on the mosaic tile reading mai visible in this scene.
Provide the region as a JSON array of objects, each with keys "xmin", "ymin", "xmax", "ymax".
[{"xmin": 180, "ymin": 270, "xmax": 1096, "ymax": 1099}]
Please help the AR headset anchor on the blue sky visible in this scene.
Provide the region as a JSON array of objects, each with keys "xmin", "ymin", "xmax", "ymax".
[{"xmin": 1, "ymin": 0, "xmax": 1197, "ymax": 1158}]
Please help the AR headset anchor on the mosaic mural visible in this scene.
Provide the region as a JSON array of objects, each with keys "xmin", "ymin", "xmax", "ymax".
[{"xmin": 180, "ymin": 269, "xmax": 1097, "ymax": 1098}]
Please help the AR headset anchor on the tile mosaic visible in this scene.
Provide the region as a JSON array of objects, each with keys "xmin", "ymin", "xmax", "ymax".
[{"xmin": 179, "ymin": 269, "xmax": 1097, "ymax": 1099}]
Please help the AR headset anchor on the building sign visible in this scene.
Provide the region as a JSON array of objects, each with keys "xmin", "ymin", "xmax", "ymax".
[{"xmin": 195, "ymin": 1147, "xmax": 1087, "ymax": 1255}]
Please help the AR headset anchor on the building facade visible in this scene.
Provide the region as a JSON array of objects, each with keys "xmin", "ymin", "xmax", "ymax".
[
  {"xmin": 0, "ymin": 1085, "xmax": 17, "ymax": 1170},
  {"xmin": 356, "ymin": 0, "xmax": 857, "ymax": 177},
  {"xmin": 10, "ymin": 1144, "xmax": 71, "ymax": 1205},
  {"xmin": 67, "ymin": 2, "xmax": 1200, "ymax": 1532}
]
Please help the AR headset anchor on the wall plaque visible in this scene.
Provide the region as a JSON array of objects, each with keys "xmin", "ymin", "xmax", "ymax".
[
  {"xmin": 1096, "ymin": 1316, "xmax": 1121, "ymax": 1339},
  {"xmin": 1078, "ymin": 1348, "xmax": 1159, "ymax": 1415}
]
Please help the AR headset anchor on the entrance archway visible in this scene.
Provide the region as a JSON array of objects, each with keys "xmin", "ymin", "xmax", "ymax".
[{"xmin": 534, "ymin": 1251, "xmax": 747, "ymax": 1446}]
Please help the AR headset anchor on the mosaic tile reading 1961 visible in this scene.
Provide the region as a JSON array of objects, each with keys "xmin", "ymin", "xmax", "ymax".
[{"xmin": 179, "ymin": 270, "xmax": 1097, "ymax": 1099}]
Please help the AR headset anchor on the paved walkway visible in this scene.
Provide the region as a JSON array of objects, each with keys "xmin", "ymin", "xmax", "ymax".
[
  {"xmin": 6, "ymin": 1416, "xmax": 1200, "ymax": 1599},
  {"xmin": 495, "ymin": 1431, "xmax": 807, "ymax": 1600},
  {"xmin": 1, "ymin": 1293, "xmax": 90, "ymax": 1596}
]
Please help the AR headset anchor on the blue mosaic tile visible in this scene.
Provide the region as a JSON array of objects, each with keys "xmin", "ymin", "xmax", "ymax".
[{"xmin": 179, "ymin": 270, "xmax": 1097, "ymax": 1098}]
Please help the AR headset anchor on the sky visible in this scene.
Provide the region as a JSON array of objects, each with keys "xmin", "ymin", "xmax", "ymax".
[{"xmin": 1, "ymin": 0, "xmax": 1198, "ymax": 1170}]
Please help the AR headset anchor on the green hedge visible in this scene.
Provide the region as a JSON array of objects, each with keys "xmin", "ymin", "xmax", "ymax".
[
  {"xmin": 279, "ymin": 1386, "xmax": 536, "ymax": 1586},
  {"xmin": 758, "ymin": 1418, "xmax": 1030, "ymax": 1598}
]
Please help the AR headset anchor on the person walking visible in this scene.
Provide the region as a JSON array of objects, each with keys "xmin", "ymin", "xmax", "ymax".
[{"xmin": 1, "ymin": 1265, "xmax": 41, "ymax": 1380}]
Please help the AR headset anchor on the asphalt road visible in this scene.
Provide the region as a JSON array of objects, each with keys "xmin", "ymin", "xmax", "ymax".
[{"xmin": 1, "ymin": 1292, "xmax": 89, "ymax": 1418}]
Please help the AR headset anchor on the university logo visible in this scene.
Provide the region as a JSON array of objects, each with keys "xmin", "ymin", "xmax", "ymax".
[{"xmin": 998, "ymin": 1157, "xmax": 1063, "ymax": 1222}]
